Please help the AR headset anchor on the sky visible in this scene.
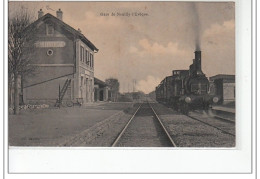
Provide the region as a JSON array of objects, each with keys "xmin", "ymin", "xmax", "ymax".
[{"xmin": 9, "ymin": 1, "xmax": 235, "ymax": 94}]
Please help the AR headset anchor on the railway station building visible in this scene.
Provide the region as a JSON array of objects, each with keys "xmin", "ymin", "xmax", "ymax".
[
  {"xmin": 23, "ymin": 9, "xmax": 98, "ymax": 106},
  {"xmin": 209, "ymin": 74, "xmax": 235, "ymax": 104},
  {"xmin": 94, "ymin": 78, "xmax": 110, "ymax": 102}
]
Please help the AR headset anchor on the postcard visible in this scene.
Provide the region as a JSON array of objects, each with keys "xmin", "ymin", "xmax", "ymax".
[{"xmin": 6, "ymin": 0, "xmax": 254, "ymax": 175}]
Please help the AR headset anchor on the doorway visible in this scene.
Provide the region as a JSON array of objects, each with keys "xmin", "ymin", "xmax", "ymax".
[{"xmin": 99, "ymin": 89, "xmax": 103, "ymax": 101}]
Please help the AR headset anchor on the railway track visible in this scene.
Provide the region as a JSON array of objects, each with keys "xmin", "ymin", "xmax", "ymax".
[
  {"xmin": 150, "ymin": 102, "xmax": 235, "ymax": 137},
  {"xmin": 192, "ymin": 110, "xmax": 235, "ymax": 124},
  {"xmin": 112, "ymin": 102, "xmax": 177, "ymax": 147},
  {"xmin": 213, "ymin": 115, "xmax": 235, "ymax": 123},
  {"xmin": 186, "ymin": 114, "xmax": 235, "ymax": 137}
]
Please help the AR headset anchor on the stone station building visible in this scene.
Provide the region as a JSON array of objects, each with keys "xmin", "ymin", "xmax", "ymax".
[{"xmin": 23, "ymin": 9, "xmax": 98, "ymax": 106}]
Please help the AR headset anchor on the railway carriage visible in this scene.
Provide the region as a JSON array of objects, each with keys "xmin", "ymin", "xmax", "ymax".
[
  {"xmin": 156, "ymin": 76, "xmax": 174, "ymax": 104},
  {"xmin": 155, "ymin": 51, "xmax": 220, "ymax": 114},
  {"xmin": 155, "ymin": 82, "xmax": 164, "ymax": 102}
]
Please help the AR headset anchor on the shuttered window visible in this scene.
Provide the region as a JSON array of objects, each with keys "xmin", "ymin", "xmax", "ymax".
[
  {"xmin": 90, "ymin": 53, "xmax": 94, "ymax": 68},
  {"xmin": 46, "ymin": 24, "xmax": 54, "ymax": 35},
  {"xmin": 85, "ymin": 50, "xmax": 89, "ymax": 65},
  {"xmin": 80, "ymin": 46, "xmax": 84, "ymax": 62}
]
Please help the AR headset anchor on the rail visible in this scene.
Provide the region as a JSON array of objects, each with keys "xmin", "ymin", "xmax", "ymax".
[
  {"xmin": 186, "ymin": 115, "xmax": 235, "ymax": 137},
  {"xmin": 111, "ymin": 104, "xmax": 142, "ymax": 147},
  {"xmin": 112, "ymin": 102, "xmax": 177, "ymax": 147},
  {"xmin": 149, "ymin": 103, "xmax": 177, "ymax": 147}
]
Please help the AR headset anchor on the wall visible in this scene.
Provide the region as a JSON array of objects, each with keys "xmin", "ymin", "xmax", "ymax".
[
  {"xmin": 23, "ymin": 18, "xmax": 97, "ymax": 105},
  {"xmin": 75, "ymin": 39, "xmax": 95, "ymax": 103},
  {"xmin": 23, "ymin": 19, "xmax": 75, "ymax": 105},
  {"xmin": 223, "ymin": 82, "xmax": 235, "ymax": 101},
  {"xmin": 32, "ymin": 20, "xmax": 75, "ymax": 65},
  {"xmin": 24, "ymin": 75, "xmax": 74, "ymax": 105},
  {"xmin": 213, "ymin": 79, "xmax": 235, "ymax": 103}
]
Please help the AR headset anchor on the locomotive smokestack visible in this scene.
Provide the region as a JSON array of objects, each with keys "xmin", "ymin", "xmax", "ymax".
[
  {"xmin": 194, "ymin": 50, "xmax": 203, "ymax": 75},
  {"xmin": 195, "ymin": 51, "xmax": 201, "ymax": 61}
]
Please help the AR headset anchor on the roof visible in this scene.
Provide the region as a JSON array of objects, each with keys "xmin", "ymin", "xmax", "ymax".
[
  {"xmin": 94, "ymin": 77, "xmax": 107, "ymax": 88},
  {"xmin": 25, "ymin": 13, "xmax": 98, "ymax": 52},
  {"xmin": 209, "ymin": 74, "xmax": 235, "ymax": 81}
]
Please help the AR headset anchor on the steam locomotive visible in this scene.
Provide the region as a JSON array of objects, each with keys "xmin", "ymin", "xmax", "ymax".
[{"xmin": 155, "ymin": 51, "xmax": 219, "ymax": 114}]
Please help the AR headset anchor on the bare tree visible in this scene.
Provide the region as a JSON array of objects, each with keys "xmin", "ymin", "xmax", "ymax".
[{"xmin": 8, "ymin": 9, "xmax": 37, "ymax": 114}]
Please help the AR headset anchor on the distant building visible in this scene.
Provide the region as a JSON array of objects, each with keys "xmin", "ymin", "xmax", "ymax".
[
  {"xmin": 94, "ymin": 78, "xmax": 109, "ymax": 102},
  {"xmin": 209, "ymin": 74, "xmax": 235, "ymax": 104},
  {"xmin": 23, "ymin": 9, "xmax": 98, "ymax": 106},
  {"xmin": 105, "ymin": 78, "xmax": 120, "ymax": 102}
]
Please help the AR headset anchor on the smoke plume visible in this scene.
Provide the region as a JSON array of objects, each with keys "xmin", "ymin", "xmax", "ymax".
[{"xmin": 190, "ymin": 3, "xmax": 201, "ymax": 51}]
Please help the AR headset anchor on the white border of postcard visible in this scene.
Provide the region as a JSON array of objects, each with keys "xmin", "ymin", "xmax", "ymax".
[{"xmin": 2, "ymin": 0, "xmax": 257, "ymax": 178}]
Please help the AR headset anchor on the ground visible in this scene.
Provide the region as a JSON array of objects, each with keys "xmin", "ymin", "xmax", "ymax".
[
  {"xmin": 8, "ymin": 100, "xmax": 235, "ymax": 147},
  {"xmin": 9, "ymin": 102, "xmax": 133, "ymax": 146}
]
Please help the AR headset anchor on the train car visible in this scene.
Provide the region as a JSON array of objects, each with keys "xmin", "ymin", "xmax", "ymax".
[
  {"xmin": 155, "ymin": 83, "xmax": 163, "ymax": 102},
  {"xmin": 170, "ymin": 70, "xmax": 189, "ymax": 110},
  {"xmin": 165, "ymin": 76, "xmax": 174, "ymax": 104},
  {"xmin": 155, "ymin": 76, "xmax": 173, "ymax": 104},
  {"xmin": 155, "ymin": 50, "xmax": 220, "ymax": 114}
]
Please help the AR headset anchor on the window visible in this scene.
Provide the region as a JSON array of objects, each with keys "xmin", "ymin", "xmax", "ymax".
[
  {"xmin": 89, "ymin": 54, "xmax": 92, "ymax": 67},
  {"xmin": 85, "ymin": 50, "xmax": 88, "ymax": 65},
  {"xmin": 174, "ymin": 71, "xmax": 180, "ymax": 75},
  {"xmin": 46, "ymin": 49, "xmax": 53, "ymax": 56},
  {"xmin": 90, "ymin": 53, "xmax": 93, "ymax": 68},
  {"xmin": 80, "ymin": 46, "xmax": 84, "ymax": 62},
  {"xmin": 46, "ymin": 24, "xmax": 54, "ymax": 35},
  {"xmin": 86, "ymin": 50, "xmax": 90, "ymax": 65}
]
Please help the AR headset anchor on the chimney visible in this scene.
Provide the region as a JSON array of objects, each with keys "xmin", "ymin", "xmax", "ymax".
[
  {"xmin": 38, "ymin": 9, "xmax": 44, "ymax": 19},
  {"xmin": 194, "ymin": 50, "xmax": 203, "ymax": 75},
  {"xmin": 56, "ymin": 9, "xmax": 63, "ymax": 21},
  {"xmin": 195, "ymin": 50, "xmax": 201, "ymax": 61}
]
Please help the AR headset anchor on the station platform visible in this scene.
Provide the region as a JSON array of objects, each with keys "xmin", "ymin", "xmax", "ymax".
[
  {"xmin": 82, "ymin": 101, "xmax": 107, "ymax": 107},
  {"xmin": 212, "ymin": 106, "xmax": 235, "ymax": 114},
  {"xmin": 9, "ymin": 102, "xmax": 134, "ymax": 146}
]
